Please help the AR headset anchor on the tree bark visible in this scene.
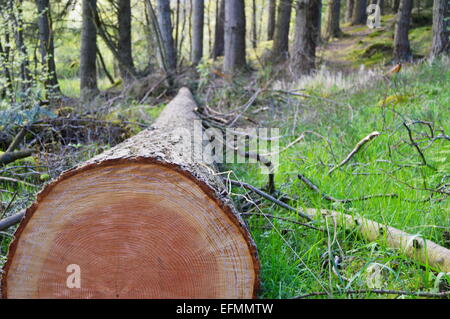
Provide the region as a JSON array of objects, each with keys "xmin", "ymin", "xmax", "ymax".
[
  {"xmin": 346, "ymin": 0, "xmax": 355, "ymax": 22},
  {"xmin": 80, "ymin": 0, "xmax": 98, "ymax": 100},
  {"xmin": 223, "ymin": 0, "xmax": 246, "ymax": 74},
  {"xmin": 393, "ymin": 0, "xmax": 413, "ymax": 62},
  {"xmin": 291, "ymin": 0, "xmax": 320, "ymax": 76},
  {"xmin": 36, "ymin": 0, "xmax": 60, "ymax": 94},
  {"xmin": 325, "ymin": 0, "xmax": 342, "ymax": 39},
  {"xmin": 117, "ymin": 0, "xmax": 135, "ymax": 80},
  {"xmin": 393, "ymin": 0, "xmax": 400, "ymax": 12},
  {"xmin": 272, "ymin": 0, "xmax": 293, "ymax": 62},
  {"xmin": 351, "ymin": 0, "xmax": 367, "ymax": 25},
  {"xmin": 211, "ymin": 0, "xmax": 225, "ymax": 59},
  {"xmin": 192, "ymin": 0, "xmax": 204, "ymax": 65},
  {"xmin": 430, "ymin": 0, "xmax": 449, "ymax": 58},
  {"xmin": 251, "ymin": 0, "xmax": 257, "ymax": 49},
  {"xmin": 156, "ymin": 0, "xmax": 177, "ymax": 72},
  {"xmin": 267, "ymin": 0, "xmax": 277, "ymax": 40},
  {"xmin": 1, "ymin": 88, "xmax": 259, "ymax": 299}
]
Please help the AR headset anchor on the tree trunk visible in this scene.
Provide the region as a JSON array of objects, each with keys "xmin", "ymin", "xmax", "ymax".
[
  {"xmin": 393, "ymin": 0, "xmax": 413, "ymax": 62},
  {"xmin": 223, "ymin": 0, "xmax": 246, "ymax": 74},
  {"xmin": 251, "ymin": 0, "xmax": 257, "ymax": 49},
  {"xmin": 80, "ymin": 0, "xmax": 98, "ymax": 100},
  {"xmin": 346, "ymin": 0, "xmax": 355, "ymax": 22},
  {"xmin": 377, "ymin": 0, "xmax": 385, "ymax": 14},
  {"xmin": 272, "ymin": 0, "xmax": 293, "ymax": 62},
  {"xmin": 192, "ymin": 0, "xmax": 204, "ymax": 65},
  {"xmin": 267, "ymin": 0, "xmax": 277, "ymax": 40},
  {"xmin": 12, "ymin": 0, "xmax": 32, "ymax": 89},
  {"xmin": 157, "ymin": 0, "xmax": 177, "ymax": 72},
  {"xmin": 430, "ymin": 0, "xmax": 449, "ymax": 58},
  {"xmin": 325, "ymin": 0, "xmax": 342, "ymax": 39},
  {"xmin": 36, "ymin": 0, "xmax": 60, "ymax": 94},
  {"xmin": 211, "ymin": 0, "xmax": 225, "ymax": 59},
  {"xmin": 351, "ymin": 0, "xmax": 367, "ymax": 25},
  {"xmin": 316, "ymin": 0, "xmax": 323, "ymax": 42},
  {"xmin": 393, "ymin": 0, "xmax": 400, "ymax": 12},
  {"xmin": 1, "ymin": 88, "xmax": 259, "ymax": 299},
  {"xmin": 117, "ymin": 0, "xmax": 135, "ymax": 80},
  {"xmin": 291, "ymin": 0, "xmax": 320, "ymax": 76}
]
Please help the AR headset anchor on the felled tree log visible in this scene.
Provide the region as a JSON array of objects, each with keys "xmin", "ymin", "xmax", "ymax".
[{"xmin": 1, "ymin": 88, "xmax": 259, "ymax": 299}]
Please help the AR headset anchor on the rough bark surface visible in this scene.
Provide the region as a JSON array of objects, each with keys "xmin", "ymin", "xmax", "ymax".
[
  {"xmin": 157, "ymin": 0, "xmax": 177, "ymax": 72},
  {"xmin": 291, "ymin": 0, "xmax": 320, "ymax": 76},
  {"xmin": 80, "ymin": 0, "xmax": 98, "ymax": 98},
  {"xmin": 431, "ymin": 0, "xmax": 449, "ymax": 58},
  {"xmin": 325, "ymin": 0, "xmax": 342, "ymax": 39},
  {"xmin": 192, "ymin": 0, "xmax": 204, "ymax": 64},
  {"xmin": 267, "ymin": 0, "xmax": 277, "ymax": 40},
  {"xmin": 1, "ymin": 88, "xmax": 259, "ymax": 299},
  {"xmin": 211, "ymin": 0, "xmax": 225, "ymax": 59},
  {"xmin": 117, "ymin": 0, "xmax": 135, "ymax": 79},
  {"xmin": 224, "ymin": 0, "xmax": 246, "ymax": 74},
  {"xmin": 272, "ymin": 0, "xmax": 293, "ymax": 62},
  {"xmin": 393, "ymin": 0, "xmax": 413, "ymax": 62}
]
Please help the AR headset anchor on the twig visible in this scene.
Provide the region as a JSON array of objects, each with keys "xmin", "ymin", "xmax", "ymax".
[
  {"xmin": 241, "ymin": 212, "xmax": 323, "ymax": 232},
  {"xmin": 0, "ymin": 176, "xmax": 38, "ymax": 187},
  {"xmin": 298, "ymin": 173, "xmax": 400, "ymax": 203},
  {"xmin": 6, "ymin": 127, "xmax": 27, "ymax": 152},
  {"xmin": 228, "ymin": 88, "xmax": 262, "ymax": 127},
  {"xmin": 403, "ymin": 122, "xmax": 435, "ymax": 170},
  {"xmin": 292, "ymin": 289, "xmax": 450, "ymax": 299},
  {"xmin": 328, "ymin": 131, "xmax": 380, "ymax": 175},
  {"xmin": 229, "ymin": 179, "xmax": 312, "ymax": 221}
]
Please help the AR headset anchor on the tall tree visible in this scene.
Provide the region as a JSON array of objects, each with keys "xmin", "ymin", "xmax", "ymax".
[
  {"xmin": 267, "ymin": 0, "xmax": 277, "ymax": 40},
  {"xmin": 12, "ymin": 0, "xmax": 32, "ymax": 88},
  {"xmin": 430, "ymin": 0, "xmax": 449, "ymax": 58},
  {"xmin": 36, "ymin": 0, "xmax": 60, "ymax": 94},
  {"xmin": 192, "ymin": 0, "xmax": 204, "ymax": 64},
  {"xmin": 251, "ymin": 0, "xmax": 257, "ymax": 48},
  {"xmin": 393, "ymin": 0, "xmax": 413, "ymax": 62},
  {"xmin": 223, "ymin": 0, "xmax": 246, "ymax": 74},
  {"xmin": 393, "ymin": 0, "xmax": 400, "ymax": 12},
  {"xmin": 117, "ymin": 0, "xmax": 134, "ymax": 79},
  {"xmin": 211, "ymin": 0, "xmax": 225, "ymax": 59},
  {"xmin": 346, "ymin": 0, "xmax": 355, "ymax": 22},
  {"xmin": 291, "ymin": 0, "xmax": 320, "ymax": 76},
  {"xmin": 351, "ymin": 0, "xmax": 367, "ymax": 25},
  {"xmin": 157, "ymin": 0, "xmax": 177, "ymax": 72},
  {"xmin": 272, "ymin": 0, "xmax": 293, "ymax": 62},
  {"xmin": 80, "ymin": 0, "xmax": 98, "ymax": 99},
  {"xmin": 325, "ymin": 0, "xmax": 342, "ymax": 39}
]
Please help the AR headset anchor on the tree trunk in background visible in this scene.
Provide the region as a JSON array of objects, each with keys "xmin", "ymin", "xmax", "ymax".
[
  {"xmin": 393, "ymin": 0, "xmax": 413, "ymax": 62},
  {"xmin": 377, "ymin": 0, "xmax": 385, "ymax": 14},
  {"xmin": 325, "ymin": 0, "xmax": 342, "ymax": 39},
  {"xmin": 346, "ymin": 0, "xmax": 355, "ymax": 22},
  {"xmin": 393, "ymin": 0, "xmax": 400, "ymax": 12},
  {"xmin": 117, "ymin": 0, "xmax": 134, "ymax": 80},
  {"xmin": 36, "ymin": 0, "xmax": 60, "ymax": 94},
  {"xmin": 211, "ymin": 0, "xmax": 225, "ymax": 59},
  {"xmin": 80, "ymin": 0, "xmax": 98, "ymax": 100},
  {"xmin": 12, "ymin": 0, "xmax": 32, "ymax": 89},
  {"xmin": 272, "ymin": 0, "xmax": 293, "ymax": 62},
  {"xmin": 291, "ymin": 0, "xmax": 320, "ymax": 76},
  {"xmin": 267, "ymin": 0, "xmax": 277, "ymax": 40},
  {"xmin": 223, "ymin": 0, "xmax": 246, "ymax": 74},
  {"xmin": 430, "ymin": 0, "xmax": 449, "ymax": 57},
  {"xmin": 251, "ymin": 0, "xmax": 257, "ymax": 48},
  {"xmin": 351, "ymin": 0, "xmax": 367, "ymax": 25},
  {"xmin": 157, "ymin": 0, "xmax": 177, "ymax": 72},
  {"xmin": 316, "ymin": 0, "xmax": 323, "ymax": 42},
  {"xmin": 192, "ymin": 0, "xmax": 204, "ymax": 65}
]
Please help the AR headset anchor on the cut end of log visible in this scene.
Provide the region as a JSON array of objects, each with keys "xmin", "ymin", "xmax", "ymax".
[{"xmin": 1, "ymin": 88, "xmax": 259, "ymax": 299}]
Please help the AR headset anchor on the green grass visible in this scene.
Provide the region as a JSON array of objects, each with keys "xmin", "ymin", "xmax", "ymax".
[{"xmin": 226, "ymin": 58, "xmax": 450, "ymax": 298}]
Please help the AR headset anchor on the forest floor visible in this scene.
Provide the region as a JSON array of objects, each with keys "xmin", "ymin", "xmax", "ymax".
[{"xmin": 1, "ymin": 12, "xmax": 448, "ymax": 299}]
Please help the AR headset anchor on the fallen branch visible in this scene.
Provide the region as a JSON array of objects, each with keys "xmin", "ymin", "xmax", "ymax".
[
  {"xmin": 0, "ymin": 210, "xmax": 25, "ymax": 231},
  {"xmin": 241, "ymin": 212, "xmax": 323, "ymax": 232},
  {"xmin": 328, "ymin": 131, "xmax": 380, "ymax": 175},
  {"xmin": 229, "ymin": 179, "xmax": 313, "ymax": 221},
  {"xmin": 292, "ymin": 289, "xmax": 450, "ymax": 299},
  {"xmin": 6, "ymin": 128, "xmax": 27, "ymax": 153},
  {"xmin": 298, "ymin": 173, "xmax": 399, "ymax": 203},
  {"xmin": 0, "ymin": 149, "xmax": 33, "ymax": 166},
  {"xmin": 306, "ymin": 208, "xmax": 450, "ymax": 273}
]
